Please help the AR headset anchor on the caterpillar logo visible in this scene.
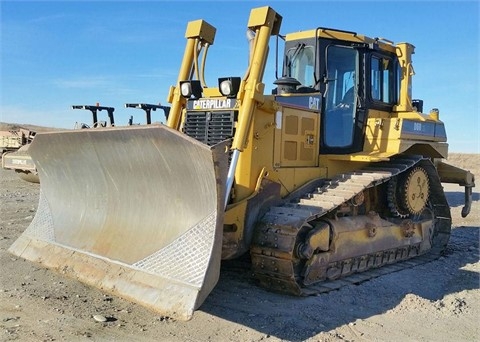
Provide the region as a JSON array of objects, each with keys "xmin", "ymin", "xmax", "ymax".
[
  {"xmin": 192, "ymin": 99, "xmax": 236, "ymax": 110},
  {"xmin": 12, "ymin": 159, "xmax": 27, "ymax": 165},
  {"xmin": 275, "ymin": 95, "xmax": 321, "ymax": 112},
  {"xmin": 309, "ymin": 96, "xmax": 320, "ymax": 110}
]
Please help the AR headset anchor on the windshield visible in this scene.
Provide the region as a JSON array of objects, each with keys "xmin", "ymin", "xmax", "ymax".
[{"xmin": 285, "ymin": 44, "xmax": 315, "ymax": 87}]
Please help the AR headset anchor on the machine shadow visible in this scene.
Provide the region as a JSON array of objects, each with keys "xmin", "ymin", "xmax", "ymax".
[{"xmin": 200, "ymin": 196, "xmax": 479, "ymax": 341}]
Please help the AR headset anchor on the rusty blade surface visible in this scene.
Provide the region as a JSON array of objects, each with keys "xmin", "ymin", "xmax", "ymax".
[{"xmin": 9, "ymin": 125, "xmax": 228, "ymax": 320}]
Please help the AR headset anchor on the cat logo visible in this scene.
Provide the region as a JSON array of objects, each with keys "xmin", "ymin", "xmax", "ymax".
[{"xmin": 309, "ymin": 96, "xmax": 320, "ymax": 110}]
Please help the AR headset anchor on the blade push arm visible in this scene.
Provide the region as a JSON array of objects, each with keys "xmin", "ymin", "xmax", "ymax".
[{"xmin": 225, "ymin": 7, "xmax": 282, "ymax": 207}]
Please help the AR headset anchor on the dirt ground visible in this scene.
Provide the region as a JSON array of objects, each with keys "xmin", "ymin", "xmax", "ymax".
[{"xmin": 0, "ymin": 153, "xmax": 478, "ymax": 342}]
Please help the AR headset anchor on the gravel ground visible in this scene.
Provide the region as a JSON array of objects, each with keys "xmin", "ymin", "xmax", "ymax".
[{"xmin": 0, "ymin": 153, "xmax": 478, "ymax": 342}]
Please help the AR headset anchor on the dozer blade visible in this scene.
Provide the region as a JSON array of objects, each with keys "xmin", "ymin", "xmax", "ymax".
[{"xmin": 8, "ymin": 125, "xmax": 228, "ymax": 320}]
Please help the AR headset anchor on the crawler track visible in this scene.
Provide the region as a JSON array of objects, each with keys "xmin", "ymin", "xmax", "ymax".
[{"xmin": 250, "ymin": 155, "xmax": 452, "ymax": 295}]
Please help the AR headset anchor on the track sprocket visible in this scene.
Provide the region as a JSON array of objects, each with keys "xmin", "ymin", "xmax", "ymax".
[{"xmin": 388, "ymin": 166, "xmax": 430, "ymax": 217}]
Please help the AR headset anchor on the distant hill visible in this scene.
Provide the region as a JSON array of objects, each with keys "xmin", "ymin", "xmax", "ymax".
[{"xmin": 0, "ymin": 122, "xmax": 65, "ymax": 133}]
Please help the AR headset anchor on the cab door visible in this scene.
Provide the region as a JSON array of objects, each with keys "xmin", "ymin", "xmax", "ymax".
[{"xmin": 320, "ymin": 43, "xmax": 367, "ymax": 154}]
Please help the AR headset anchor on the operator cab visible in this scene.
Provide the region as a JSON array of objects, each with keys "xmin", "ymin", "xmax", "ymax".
[{"xmin": 276, "ymin": 29, "xmax": 401, "ymax": 155}]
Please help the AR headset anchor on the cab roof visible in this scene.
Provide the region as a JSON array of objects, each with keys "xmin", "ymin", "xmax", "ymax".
[{"xmin": 285, "ymin": 28, "xmax": 400, "ymax": 54}]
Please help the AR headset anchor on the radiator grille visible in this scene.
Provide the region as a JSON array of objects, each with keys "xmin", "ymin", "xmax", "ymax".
[{"xmin": 184, "ymin": 111, "xmax": 235, "ymax": 146}]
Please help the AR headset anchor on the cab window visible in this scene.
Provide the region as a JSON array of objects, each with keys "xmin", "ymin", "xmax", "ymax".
[
  {"xmin": 371, "ymin": 55, "xmax": 395, "ymax": 104},
  {"xmin": 286, "ymin": 45, "xmax": 315, "ymax": 87}
]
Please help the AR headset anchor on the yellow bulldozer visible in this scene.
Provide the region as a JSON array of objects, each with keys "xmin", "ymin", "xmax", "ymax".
[{"xmin": 10, "ymin": 6, "xmax": 475, "ymax": 320}]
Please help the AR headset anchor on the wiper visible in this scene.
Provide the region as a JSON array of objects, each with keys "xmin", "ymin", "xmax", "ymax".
[{"xmin": 287, "ymin": 43, "xmax": 305, "ymax": 69}]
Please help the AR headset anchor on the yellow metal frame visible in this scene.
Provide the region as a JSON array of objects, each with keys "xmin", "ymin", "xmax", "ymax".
[
  {"xmin": 167, "ymin": 20, "xmax": 217, "ymax": 130},
  {"xmin": 166, "ymin": 6, "xmax": 473, "ymax": 259}
]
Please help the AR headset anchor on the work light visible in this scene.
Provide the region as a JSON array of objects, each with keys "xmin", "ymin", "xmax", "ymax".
[
  {"xmin": 218, "ymin": 77, "xmax": 241, "ymax": 97},
  {"xmin": 180, "ymin": 80, "xmax": 203, "ymax": 99}
]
